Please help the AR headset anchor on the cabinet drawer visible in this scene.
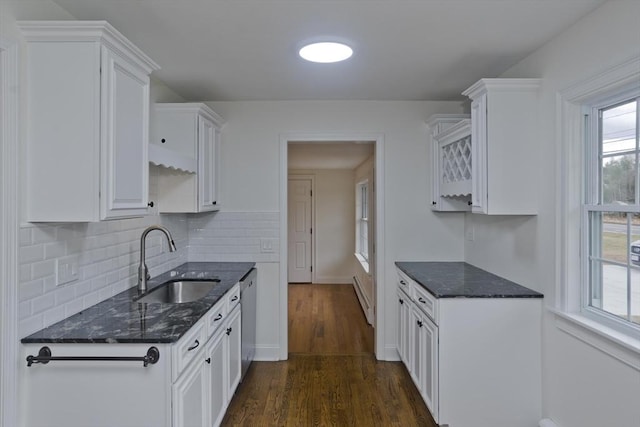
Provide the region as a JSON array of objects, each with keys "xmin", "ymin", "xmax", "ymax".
[
  {"xmin": 227, "ymin": 283, "xmax": 240, "ymax": 311},
  {"xmin": 172, "ymin": 320, "xmax": 207, "ymax": 382},
  {"xmin": 206, "ymin": 297, "xmax": 227, "ymax": 336},
  {"xmin": 411, "ymin": 282, "xmax": 438, "ymax": 325},
  {"xmin": 396, "ymin": 269, "xmax": 412, "ymax": 294}
]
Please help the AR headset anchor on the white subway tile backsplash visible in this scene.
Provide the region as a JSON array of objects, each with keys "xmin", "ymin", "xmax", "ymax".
[
  {"xmin": 18, "ymin": 211, "xmax": 272, "ymax": 337},
  {"xmin": 20, "ymin": 279, "xmax": 44, "ymax": 302},
  {"xmin": 31, "ymin": 226, "xmax": 57, "ymax": 244},
  {"xmin": 19, "ymin": 228, "xmax": 31, "ymax": 246},
  {"xmin": 20, "ymin": 245, "xmax": 44, "ymax": 264},
  {"xmin": 31, "ymin": 259, "xmax": 55, "ymax": 280},
  {"xmin": 32, "ymin": 293, "xmax": 55, "ymax": 314},
  {"xmin": 18, "ymin": 214, "xmax": 188, "ymax": 337},
  {"xmin": 18, "ymin": 301, "xmax": 31, "ymax": 320},
  {"xmin": 42, "ymin": 305, "xmax": 66, "ymax": 327}
]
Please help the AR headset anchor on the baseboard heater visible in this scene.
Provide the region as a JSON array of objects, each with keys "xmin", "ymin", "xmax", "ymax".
[{"xmin": 352, "ymin": 275, "xmax": 373, "ymax": 325}]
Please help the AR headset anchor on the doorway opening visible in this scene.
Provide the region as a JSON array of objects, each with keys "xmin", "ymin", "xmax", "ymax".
[{"xmin": 279, "ymin": 135, "xmax": 385, "ymax": 359}]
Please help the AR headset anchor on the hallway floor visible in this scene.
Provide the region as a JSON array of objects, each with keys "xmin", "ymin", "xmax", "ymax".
[{"xmin": 221, "ymin": 283, "xmax": 437, "ymax": 426}]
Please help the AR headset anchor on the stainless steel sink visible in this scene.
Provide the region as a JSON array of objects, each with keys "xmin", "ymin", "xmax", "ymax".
[{"xmin": 137, "ymin": 279, "xmax": 220, "ymax": 304}]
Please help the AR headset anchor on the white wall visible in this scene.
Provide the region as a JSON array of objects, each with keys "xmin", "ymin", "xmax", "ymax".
[
  {"xmin": 208, "ymin": 100, "xmax": 466, "ymax": 357},
  {"xmin": 289, "ymin": 169, "xmax": 355, "ymax": 283},
  {"xmin": 464, "ymin": 1, "xmax": 640, "ymax": 426}
]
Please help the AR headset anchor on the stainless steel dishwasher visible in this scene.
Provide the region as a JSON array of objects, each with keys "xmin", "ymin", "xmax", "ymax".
[{"xmin": 239, "ymin": 268, "xmax": 257, "ymax": 380}]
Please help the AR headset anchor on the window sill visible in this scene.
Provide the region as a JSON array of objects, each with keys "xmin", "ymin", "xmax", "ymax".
[
  {"xmin": 354, "ymin": 253, "xmax": 369, "ymax": 274},
  {"xmin": 550, "ymin": 308, "xmax": 640, "ymax": 371}
]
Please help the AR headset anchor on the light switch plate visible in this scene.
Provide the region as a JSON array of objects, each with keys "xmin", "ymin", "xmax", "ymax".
[{"xmin": 260, "ymin": 238, "xmax": 275, "ymax": 253}]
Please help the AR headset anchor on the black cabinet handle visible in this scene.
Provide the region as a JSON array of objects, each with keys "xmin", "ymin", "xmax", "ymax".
[
  {"xmin": 161, "ymin": 138, "xmax": 166, "ymax": 143},
  {"xmin": 468, "ymin": 201, "xmax": 473, "ymax": 206},
  {"xmin": 418, "ymin": 297, "xmax": 426, "ymax": 304},
  {"xmin": 226, "ymin": 327, "xmax": 232, "ymax": 336},
  {"xmin": 417, "ymin": 320, "xmax": 423, "ymax": 328},
  {"xmin": 213, "ymin": 313, "xmax": 222, "ymax": 322},
  {"xmin": 399, "ymin": 280, "xmax": 406, "ymax": 286},
  {"xmin": 212, "ymin": 201, "xmax": 217, "ymax": 205},
  {"xmin": 187, "ymin": 340, "xmax": 199, "ymax": 351},
  {"xmin": 432, "ymin": 201, "xmax": 437, "ymax": 205},
  {"xmin": 147, "ymin": 201, "xmax": 154, "ymax": 208},
  {"xmin": 399, "ymin": 298, "xmax": 404, "ymax": 305},
  {"xmin": 205, "ymin": 358, "xmax": 211, "ymax": 364},
  {"xmin": 231, "ymin": 296, "xmax": 238, "ymax": 302}
]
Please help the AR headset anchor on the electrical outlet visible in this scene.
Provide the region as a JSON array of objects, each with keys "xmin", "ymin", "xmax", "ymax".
[
  {"xmin": 56, "ymin": 254, "xmax": 79, "ymax": 286},
  {"xmin": 465, "ymin": 226, "xmax": 474, "ymax": 241}
]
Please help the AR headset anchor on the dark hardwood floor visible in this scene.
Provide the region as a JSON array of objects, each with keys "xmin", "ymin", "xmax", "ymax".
[{"xmin": 221, "ymin": 283, "xmax": 437, "ymax": 427}]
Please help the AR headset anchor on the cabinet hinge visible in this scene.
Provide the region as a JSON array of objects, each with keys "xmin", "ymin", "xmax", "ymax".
[
  {"xmin": 310, "ymin": 228, "xmax": 313, "ymax": 235},
  {"xmin": 310, "ymin": 189, "xmax": 313, "ymax": 197},
  {"xmin": 310, "ymin": 266, "xmax": 313, "ymax": 273}
]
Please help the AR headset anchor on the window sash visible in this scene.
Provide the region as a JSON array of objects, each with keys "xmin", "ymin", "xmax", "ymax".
[{"xmin": 582, "ymin": 94, "xmax": 640, "ymax": 336}]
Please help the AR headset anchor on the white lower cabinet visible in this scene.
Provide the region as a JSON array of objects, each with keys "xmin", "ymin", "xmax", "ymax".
[
  {"xmin": 22, "ymin": 284, "xmax": 242, "ymax": 427},
  {"xmin": 207, "ymin": 328, "xmax": 227, "ymax": 427},
  {"xmin": 173, "ymin": 354, "xmax": 208, "ymax": 427},
  {"xmin": 396, "ymin": 288, "xmax": 411, "ymax": 366},
  {"xmin": 396, "ymin": 269, "xmax": 541, "ymax": 427},
  {"xmin": 226, "ymin": 305, "xmax": 242, "ymax": 399}
]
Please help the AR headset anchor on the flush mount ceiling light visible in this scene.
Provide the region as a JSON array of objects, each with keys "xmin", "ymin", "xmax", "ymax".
[{"xmin": 299, "ymin": 42, "xmax": 353, "ymax": 63}]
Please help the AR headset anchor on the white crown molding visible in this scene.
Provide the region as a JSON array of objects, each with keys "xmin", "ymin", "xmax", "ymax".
[
  {"xmin": 0, "ymin": 38, "xmax": 20, "ymax": 427},
  {"xmin": 17, "ymin": 20, "xmax": 160, "ymax": 74},
  {"xmin": 462, "ymin": 78, "xmax": 542, "ymax": 99},
  {"xmin": 155, "ymin": 103, "xmax": 226, "ymax": 128}
]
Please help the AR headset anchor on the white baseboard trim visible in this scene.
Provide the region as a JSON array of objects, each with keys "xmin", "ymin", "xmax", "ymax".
[
  {"xmin": 539, "ymin": 418, "xmax": 559, "ymax": 427},
  {"xmin": 382, "ymin": 345, "xmax": 400, "ymax": 361},
  {"xmin": 352, "ymin": 275, "xmax": 374, "ymax": 325},
  {"xmin": 254, "ymin": 345, "xmax": 282, "ymax": 361},
  {"xmin": 313, "ymin": 275, "xmax": 352, "ymax": 284}
]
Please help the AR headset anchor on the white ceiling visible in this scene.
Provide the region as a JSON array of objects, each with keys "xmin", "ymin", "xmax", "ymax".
[
  {"xmin": 48, "ymin": 0, "xmax": 606, "ymax": 102},
  {"xmin": 288, "ymin": 142, "xmax": 374, "ymax": 170}
]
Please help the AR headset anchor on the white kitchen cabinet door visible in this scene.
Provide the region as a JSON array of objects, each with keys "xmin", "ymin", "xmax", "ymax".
[
  {"xmin": 396, "ymin": 288, "xmax": 411, "ymax": 366},
  {"xmin": 463, "ymin": 78, "xmax": 541, "ymax": 215},
  {"xmin": 470, "ymin": 94, "xmax": 488, "ymax": 214},
  {"xmin": 226, "ymin": 304, "xmax": 242, "ymax": 401},
  {"xmin": 100, "ymin": 46, "xmax": 150, "ymax": 219},
  {"xmin": 173, "ymin": 356, "xmax": 208, "ymax": 427},
  {"xmin": 426, "ymin": 114, "xmax": 471, "ymax": 212},
  {"xmin": 198, "ymin": 116, "xmax": 220, "ymax": 211},
  {"xmin": 20, "ymin": 21, "xmax": 158, "ymax": 222},
  {"xmin": 418, "ymin": 311, "xmax": 438, "ymax": 421},
  {"xmin": 206, "ymin": 327, "xmax": 227, "ymax": 427}
]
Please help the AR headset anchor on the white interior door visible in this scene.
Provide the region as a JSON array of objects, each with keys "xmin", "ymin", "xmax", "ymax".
[{"xmin": 288, "ymin": 178, "xmax": 312, "ymax": 283}]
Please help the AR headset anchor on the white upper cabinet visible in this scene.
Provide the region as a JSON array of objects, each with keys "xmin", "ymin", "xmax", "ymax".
[
  {"xmin": 426, "ymin": 114, "xmax": 472, "ymax": 212},
  {"xmin": 20, "ymin": 21, "xmax": 159, "ymax": 222},
  {"xmin": 152, "ymin": 103, "xmax": 224, "ymax": 213},
  {"xmin": 462, "ymin": 78, "xmax": 541, "ymax": 215}
]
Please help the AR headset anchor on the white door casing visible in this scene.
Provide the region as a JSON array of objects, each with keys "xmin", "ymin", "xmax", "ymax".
[
  {"xmin": 288, "ymin": 178, "xmax": 313, "ymax": 283},
  {"xmin": 279, "ymin": 133, "xmax": 386, "ymax": 361},
  {"xmin": 0, "ymin": 38, "xmax": 19, "ymax": 427}
]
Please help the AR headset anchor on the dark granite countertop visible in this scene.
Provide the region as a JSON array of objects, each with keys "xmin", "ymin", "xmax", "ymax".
[
  {"xmin": 21, "ymin": 262, "xmax": 255, "ymax": 344},
  {"xmin": 395, "ymin": 262, "xmax": 543, "ymax": 299}
]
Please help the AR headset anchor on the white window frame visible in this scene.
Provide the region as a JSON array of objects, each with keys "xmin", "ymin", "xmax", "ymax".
[
  {"xmin": 355, "ymin": 180, "xmax": 369, "ymax": 270},
  {"xmin": 582, "ymin": 94, "xmax": 640, "ymax": 337},
  {"xmin": 556, "ymin": 56, "xmax": 640, "ymax": 369}
]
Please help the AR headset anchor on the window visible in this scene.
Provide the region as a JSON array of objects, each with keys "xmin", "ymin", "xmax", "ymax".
[
  {"xmin": 356, "ymin": 181, "xmax": 369, "ymax": 263},
  {"xmin": 583, "ymin": 93, "xmax": 640, "ymax": 336}
]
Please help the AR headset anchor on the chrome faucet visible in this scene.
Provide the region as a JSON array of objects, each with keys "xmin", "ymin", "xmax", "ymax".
[{"xmin": 138, "ymin": 225, "xmax": 177, "ymax": 293}]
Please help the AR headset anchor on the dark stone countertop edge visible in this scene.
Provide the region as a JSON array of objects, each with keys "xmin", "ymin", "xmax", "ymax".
[
  {"xmin": 395, "ymin": 261, "xmax": 544, "ymax": 299},
  {"xmin": 21, "ymin": 262, "xmax": 256, "ymax": 345}
]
